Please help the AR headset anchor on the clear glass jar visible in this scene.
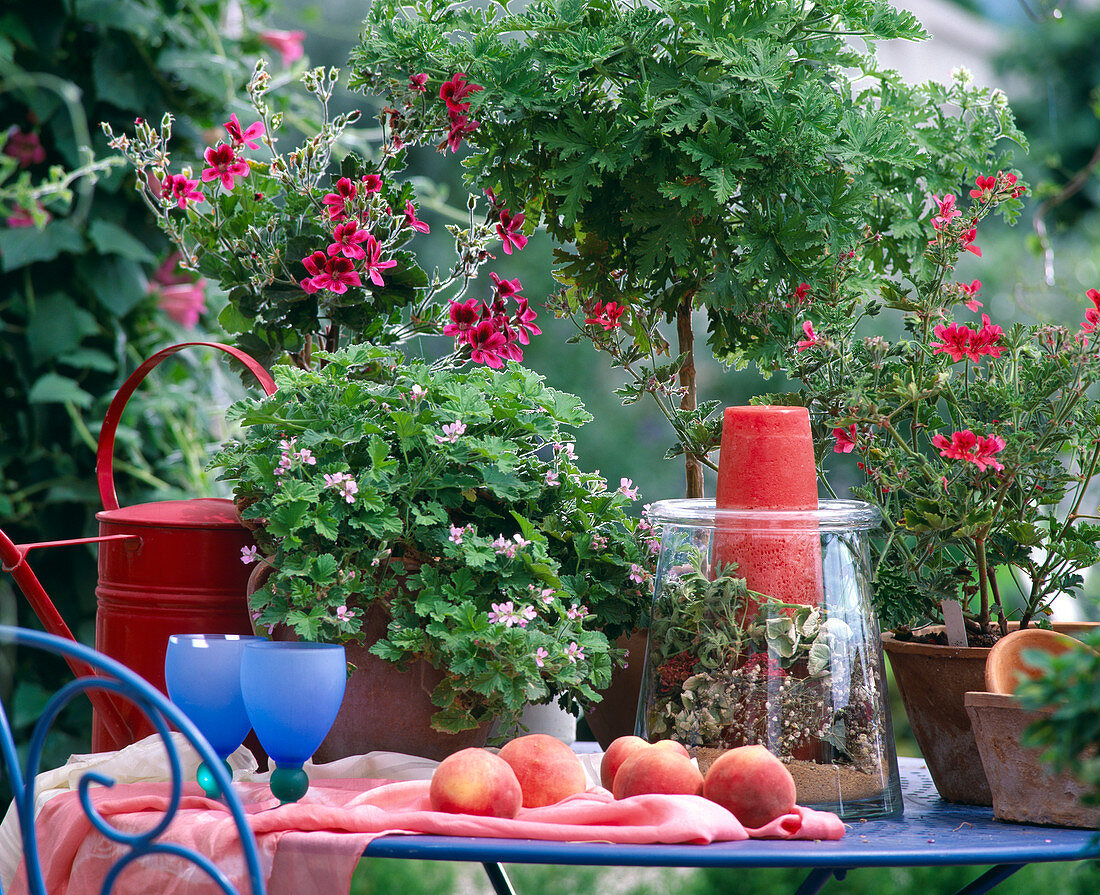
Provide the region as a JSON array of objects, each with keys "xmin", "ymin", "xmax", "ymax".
[{"xmin": 637, "ymin": 499, "xmax": 903, "ymax": 820}]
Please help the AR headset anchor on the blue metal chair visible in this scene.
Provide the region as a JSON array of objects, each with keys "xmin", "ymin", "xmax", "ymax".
[{"xmin": 0, "ymin": 626, "xmax": 265, "ymax": 895}]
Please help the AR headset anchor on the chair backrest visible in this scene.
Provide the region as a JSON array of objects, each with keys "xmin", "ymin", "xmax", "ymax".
[{"xmin": 0, "ymin": 626, "xmax": 265, "ymax": 895}]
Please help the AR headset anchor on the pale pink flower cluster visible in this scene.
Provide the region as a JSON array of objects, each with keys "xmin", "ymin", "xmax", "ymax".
[
  {"xmin": 552, "ymin": 442, "xmax": 578, "ymax": 461},
  {"xmin": 335, "ymin": 605, "xmax": 356, "ymax": 622},
  {"xmin": 629, "ymin": 563, "xmax": 649, "ymax": 584},
  {"xmin": 323, "ymin": 471, "xmax": 359, "ymax": 503},
  {"xmin": 564, "ymin": 642, "xmax": 584, "ymax": 663},
  {"xmin": 274, "ymin": 437, "xmax": 317, "ymax": 476},
  {"xmin": 488, "ymin": 601, "xmax": 538, "ymax": 627},
  {"xmin": 528, "ymin": 585, "xmax": 555, "ymax": 605},
  {"xmin": 534, "ymin": 647, "xmax": 549, "ymax": 668},
  {"xmin": 566, "ymin": 603, "xmax": 588, "ymax": 620},
  {"xmin": 240, "ymin": 545, "xmax": 259, "ymax": 565},
  {"xmin": 492, "ymin": 534, "xmax": 529, "ymax": 558},
  {"xmin": 448, "ymin": 524, "xmax": 470, "ymax": 545},
  {"xmin": 435, "ymin": 420, "xmax": 467, "ymax": 444},
  {"xmin": 618, "ymin": 477, "xmax": 639, "ymax": 500}
]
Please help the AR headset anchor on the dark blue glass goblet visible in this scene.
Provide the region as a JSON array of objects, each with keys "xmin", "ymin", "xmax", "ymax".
[
  {"xmin": 164, "ymin": 633, "xmax": 260, "ymax": 798},
  {"xmin": 240, "ymin": 641, "xmax": 346, "ymax": 803}
]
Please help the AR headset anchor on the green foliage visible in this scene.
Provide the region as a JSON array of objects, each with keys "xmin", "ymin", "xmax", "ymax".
[
  {"xmin": 778, "ymin": 171, "xmax": 1100, "ymax": 633},
  {"xmin": 213, "ymin": 343, "xmax": 655, "ymax": 733},
  {"xmin": 352, "ymin": 0, "xmax": 1024, "ymax": 479},
  {"xmin": 1017, "ymin": 629, "xmax": 1100, "ymax": 805}
]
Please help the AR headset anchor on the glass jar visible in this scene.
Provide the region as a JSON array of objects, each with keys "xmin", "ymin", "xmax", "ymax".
[{"xmin": 638, "ymin": 499, "xmax": 903, "ymax": 820}]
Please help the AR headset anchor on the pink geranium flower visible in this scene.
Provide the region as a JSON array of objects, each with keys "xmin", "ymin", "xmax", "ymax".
[
  {"xmin": 259, "ymin": 29, "xmax": 306, "ymax": 68},
  {"xmin": 496, "ymin": 208, "xmax": 527, "ymax": 255},
  {"xmin": 969, "ymin": 175, "xmax": 997, "ymax": 202},
  {"xmin": 444, "ymin": 114, "xmax": 479, "ymax": 153},
  {"xmin": 930, "ymin": 193, "xmax": 961, "ymax": 230},
  {"xmin": 958, "ymin": 279, "xmax": 982, "ymax": 312},
  {"xmin": 930, "ymin": 321, "xmax": 974, "ymax": 363},
  {"xmin": 161, "ymin": 173, "xmax": 204, "ymax": 210},
  {"xmin": 932, "ymin": 430, "xmax": 1005, "ymax": 472},
  {"xmin": 443, "ymin": 298, "xmax": 481, "ymax": 341},
  {"xmin": 511, "ymin": 296, "xmax": 541, "ymax": 344},
  {"xmin": 328, "ymin": 220, "xmax": 370, "ymax": 259},
  {"xmin": 223, "ymin": 113, "xmax": 265, "ymax": 150},
  {"xmin": 409, "ymin": 73, "xmax": 429, "ymax": 92},
  {"xmin": 833, "ymin": 425, "xmax": 857, "ymax": 454},
  {"xmin": 2, "ymin": 129, "xmax": 45, "ymax": 168},
  {"xmin": 467, "ymin": 320, "xmax": 508, "ymax": 368},
  {"xmin": 322, "ymin": 177, "xmax": 357, "ymax": 221},
  {"xmin": 960, "ymin": 227, "xmax": 982, "ymax": 257},
  {"xmin": 439, "ymin": 73, "xmax": 483, "ymax": 114},
  {"xmin": 489, "ymin": 271, "xmax": 522, "ymax": 299},
  {"xmin": 403, "ymin": 200, "xmax": 430, "ymax": 233},
  {"xmin": 584, "ymin": 301, "xmax": 625, "ymax": 330},
  {"xmin": 796, "ymin": 320, "xmax": 817, "ymax": 352},
  {"xmin": 201, "ymin": 144, "xmax": 249, "ymax": 191},
  {"xmin": 361, "ymin": 174, "xmax": 383, "ymax": 194},
  {"xmin": 362, "ymin": 234, "xmax": 397, "ymax": 287}
]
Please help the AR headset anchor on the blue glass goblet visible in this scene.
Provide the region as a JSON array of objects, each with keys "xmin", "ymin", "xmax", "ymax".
[
  {"xmin": 240, "ymin": 641, "xmax": 346, "ymax": 803},
  {"xmin": 164, "ymin": 634, "xmax": 260, "ymax": 798}
]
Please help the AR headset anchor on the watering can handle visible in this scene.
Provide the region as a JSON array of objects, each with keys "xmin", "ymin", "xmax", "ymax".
[{"xmin": 97, "ymin": 341, "xmax": 278, "ymax": 512}]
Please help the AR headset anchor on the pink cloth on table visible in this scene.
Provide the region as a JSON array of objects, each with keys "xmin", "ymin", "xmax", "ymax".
[{"xmin": 14, "ymin": 778, "xmax": 844, "ymax": 895}]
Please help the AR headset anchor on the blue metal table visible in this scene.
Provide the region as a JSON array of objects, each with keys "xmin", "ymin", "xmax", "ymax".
[{"xmin": 363, "ymin": 758, "xmax": 1099, "ymax": 895}]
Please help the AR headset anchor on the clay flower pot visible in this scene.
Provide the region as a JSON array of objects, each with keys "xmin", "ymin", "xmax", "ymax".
[
  {"xmin": 965, "ymin": 691, "xmax": 1100, "ymax": 829},
  {"xmin": 882, "ymin": 630, "xmax": 993, "ymax": 805},
  {"xmin": 985, "ymin": 627, "xmax": 1081, "ymax": 695}
]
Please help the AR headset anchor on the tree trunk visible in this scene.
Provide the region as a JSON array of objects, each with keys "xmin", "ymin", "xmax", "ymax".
[{"xmin": 676, "ymin": 298, "xmax": 704, "ymax": 499}]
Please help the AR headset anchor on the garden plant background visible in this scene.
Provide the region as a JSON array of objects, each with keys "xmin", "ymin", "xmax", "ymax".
[{"xmin": 4, "ymin": 0, "xmax": 1100, "ymax": 888}]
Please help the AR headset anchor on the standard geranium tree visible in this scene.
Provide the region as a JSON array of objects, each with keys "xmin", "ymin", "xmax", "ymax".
[{"xmin": 351, "ymin": 0, "xmax": 1025, "ymax": 497}]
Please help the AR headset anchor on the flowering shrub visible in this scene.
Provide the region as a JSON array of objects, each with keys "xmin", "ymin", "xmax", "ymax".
[
  {"xmin": 213, "ymin": 344, "xmax": 656, "ymax": 732},
  {"xmin": 104, "ymin": 64, "xmax": 535, "ymax": 371},
  {"xmin": 777, "ymin": 170, "xmax": 1100, "ymax": 636},
  {"xmin": 353, "ymin": 0, "xmax": 1024, "ymax": 497}
]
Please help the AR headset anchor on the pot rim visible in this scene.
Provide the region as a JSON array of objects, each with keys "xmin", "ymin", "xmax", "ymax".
[{"xmin": 648, "ymin": 498, "xmax": 880, "ymax": 530}]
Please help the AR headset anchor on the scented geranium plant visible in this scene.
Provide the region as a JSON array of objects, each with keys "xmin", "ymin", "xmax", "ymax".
[
  {"xmin": 213, "ymin": 344, "xmax": 657, "ymax": 733},
  {"xmin": 353, "ymin": 0, "xmax": 1024, "ymax": 496},
  {"xmin": 103, "ymin": 63, "xmax": 536, "ymax": 370},
  {"xmin": 776, "ymin": 170, "xmax": 1100, "ymax": 639}
]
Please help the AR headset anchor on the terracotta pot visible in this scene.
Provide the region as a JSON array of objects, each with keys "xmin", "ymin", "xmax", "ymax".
[
  {"xmin": 985, "ymin": 627, "xmax": 1082, "ymax": 695},
  {"xmin": 883, "ymin": 621, "xmax": 1099, "ymax": 806},
  {"xmin": 965, "ymin": 691, "xmax": 1100, "ymax": 829},
  {"xmin": 882, "ymin": 630, "xmax": 993, "ymax": 805},
  {"xmin": 313, "ymin": 637, "xmax": 491, "ymax": 763},
  {"xmin": 584, "ymin": 629, "xmax": 649, "ymax": 749}
]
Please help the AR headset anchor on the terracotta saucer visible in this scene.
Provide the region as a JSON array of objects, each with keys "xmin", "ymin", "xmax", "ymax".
[{"xmin": 984, "ymin": 627, "xmax": 1082, "ymax": 695}]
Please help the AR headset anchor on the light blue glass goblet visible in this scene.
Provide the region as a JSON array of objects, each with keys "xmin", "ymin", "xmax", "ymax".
[
  {"xmin": 240, "ymin": 641, "xmax": 346, "ymax": 804},
  {"xmin": 165, "ymin": 634, "xmax": 261, "ymax": 799}
]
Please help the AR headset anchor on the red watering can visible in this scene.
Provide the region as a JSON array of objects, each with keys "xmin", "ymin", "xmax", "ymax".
[{"xmin": 0, "ymin": 342, "xmax": 276, "ymax": 751}]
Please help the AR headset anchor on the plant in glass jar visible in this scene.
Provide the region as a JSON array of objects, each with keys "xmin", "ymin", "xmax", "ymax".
[{"xmin": 212, "ymin": 343, "xmax": 655, "ymax": 738}]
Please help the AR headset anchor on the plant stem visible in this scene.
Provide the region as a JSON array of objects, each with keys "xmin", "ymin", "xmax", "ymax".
[
  {"xmin": 676, "ymin": 296, "xmax": 703, "ymax": 499},
  {"xmin": 975, "ymin": 537, "xmax": 991, "ymax": 633}
]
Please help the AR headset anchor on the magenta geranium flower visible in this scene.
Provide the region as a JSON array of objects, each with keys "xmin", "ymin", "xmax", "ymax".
[
  {"xmin": 409, "ymin": 73, "xmax": 428, "ymax": 92},
  {"xmin": 362, "ymin": 234, "xmax": 397, "ymax": 287},
  {"xmin": 467, "ymin": 320, "xmax": 508, "ymax": 368},
  {"xmin": 201, "ymin": 144, "xmax": 249, "ymax": 191},
  {"xmin": 361, "ymin": 174, "xmax": 383, "ymax": 194},
  {"xmin": 495, "ymin": 208, "xmax": 527, "ymax": 255},
  {"xmin": 161, "ymin": 173, "xmax": 204, "ymax": 209},
  {"xmin": 259, "ymin": 29, "xmax": 305, "ymax": 68},
  {"xmin": 796, "ymin": 320, "xmax": 817, "ymax": 352},
  {"xmin": 511, "ymin": 296, "xmax": 541, "ymax": 344},
  {"xmin": 833, "ymin": 425, "xmax": 857, "ymax": 454},
  {"xmin": 322, "ymin": 177, "xmax": 358, "ymax": 221},
  {"xmin": 932, "ymin": 430, "xmax": 1005, "ymax": 472},
  {"xmin": 312, "ymin": 256, "xmax": 362, "ymax": 294},
  {"xmin": 3, "ymin": 129, "xmax": 45, "ymax": 168},
  {"xmin": 402, "ymin": 200, "xmax": 430, "ymax": 234},
  {"xmin": 439, "ymin": 73, "xmax": 483, "ymax": 114},
  {"xmin": 584, "ymin": 301, "xmax": 625, "ymax": 330},
  {"xmin": 443, "ymin": 298, "xmax": 481, "ymax": 340},
  {"xmin": 223, "ymin": 113, "xmax": 265, "ymax": 150},
  {"xmin": 328, "ymin": 220, "xmax": 370, "ymax": 259},
  {"xmin": 444, "ymin": 114, "xmax": 479, "ymax": 153}
]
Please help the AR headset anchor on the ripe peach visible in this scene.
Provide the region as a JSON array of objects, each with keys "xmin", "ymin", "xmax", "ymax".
[
  {"xmin": 702, "ymin": 745, "xmax": 797, "ymax": 828},
  {"xmin": 612, "ymin": 747, "xmax": 704, "ymax": 799},
  {"xmin": 498, "ymin": 733, "xmax": 588, "ymax": 808},
  {"xmin": 429, "ymin": 747, "xmax": 522, "ymax": 818},
  {"xmin": 650, "ymin": 739, "xmax": 690, "ymax": 759},
  {"xmin": 599, "ymin": 735, "xmax": 650, "ymax": 790}
]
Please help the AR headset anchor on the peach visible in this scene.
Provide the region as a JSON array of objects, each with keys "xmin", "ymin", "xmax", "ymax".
[
  {"xmin": 429, "ymin": 747, "xmax": 522, "ymax": 818},
  {"xmin": 498, "ymin": 733, "xmax": 588, "ymax": 808},
  {"xmin": 599, "ymin": 735, "xmax": 650, "ymax": 790},
  {"xmin": 702, "ymin": 745, "xmax": 797, "ymax": 829},
  {"xmin": 612, "ymin": 747, "xmax": 703, "ymax": 799},
  {"xmin": 600, "ymin": 737, "xmax": 692, "ymax": 790}
]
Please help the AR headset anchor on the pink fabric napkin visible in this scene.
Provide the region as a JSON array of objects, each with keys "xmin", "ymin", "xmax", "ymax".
[{"xmin": 14, "ymin": 779, "xmax": 844, "ymax": 895}]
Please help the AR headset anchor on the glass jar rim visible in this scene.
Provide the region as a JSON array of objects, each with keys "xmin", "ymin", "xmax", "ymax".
[{"xmin": 647, "ymin": 498, "xmax": 881, "ymax": 531}]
